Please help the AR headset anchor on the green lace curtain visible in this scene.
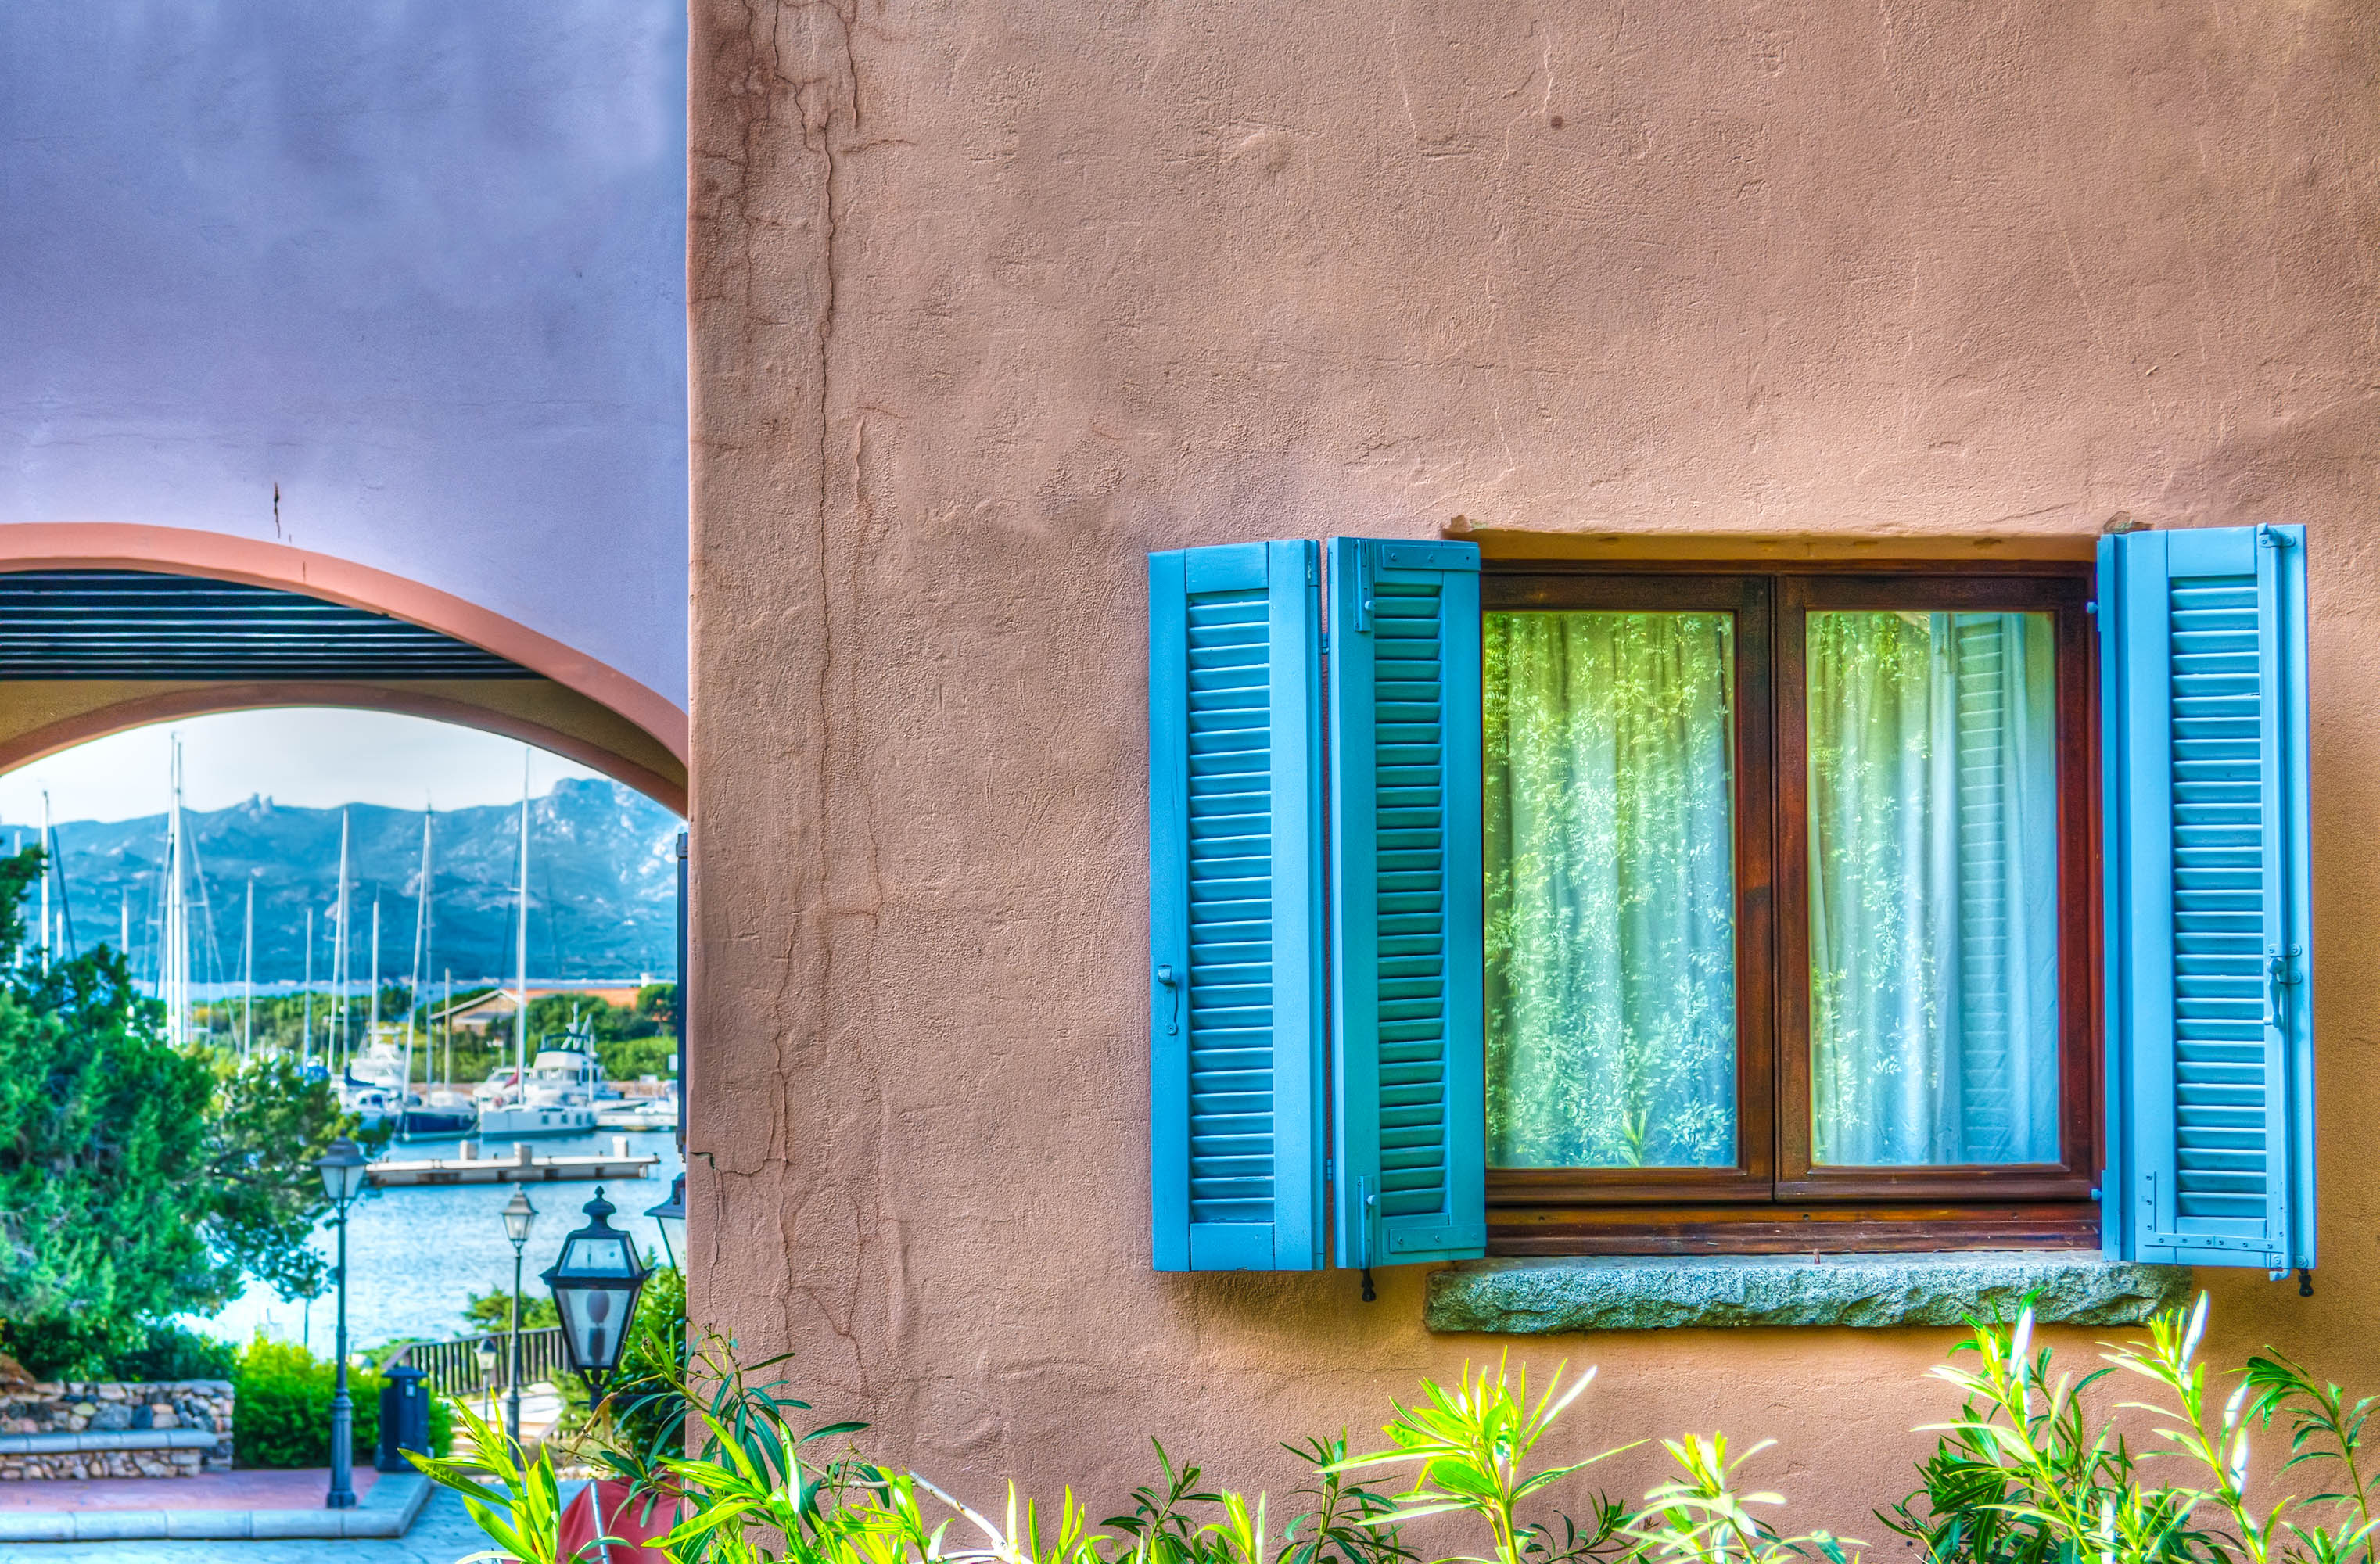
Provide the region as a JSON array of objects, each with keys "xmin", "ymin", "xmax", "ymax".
[
  {"xmin": 1484, "ymin": 612, "xmax": 1737, "ymax": 1168},
  {"xmin": 1806, "ymin": 611, "xmax": 2060, "ymax": 1165}
]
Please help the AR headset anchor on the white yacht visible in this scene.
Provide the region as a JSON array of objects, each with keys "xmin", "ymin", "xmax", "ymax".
[
  {"xmin": 476, "ymin": 1027, "xmax": 604, "ymax": 1138},
  {"xmin": 337, "ymin": 1033, "xmax": 411, "ymax": 1128}
]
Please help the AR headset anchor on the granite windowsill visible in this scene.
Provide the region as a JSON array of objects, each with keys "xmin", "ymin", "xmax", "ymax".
[{"xmin": 1424, "ymin": 1252, "xmax": 2192, "ymax": 1333}]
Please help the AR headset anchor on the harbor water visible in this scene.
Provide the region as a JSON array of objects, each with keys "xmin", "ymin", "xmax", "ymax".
[{"xmin": 198, "ymin": 1128, "xmax": 685, "ymax": 1354}]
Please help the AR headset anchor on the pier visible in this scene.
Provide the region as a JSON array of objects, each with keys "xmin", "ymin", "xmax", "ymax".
[{"xmin": 365, "ymin": 1137, "xmax": 657, "ymax": 1188}]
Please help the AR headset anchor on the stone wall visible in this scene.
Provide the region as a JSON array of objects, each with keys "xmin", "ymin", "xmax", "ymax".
[{"xmin": 0, "ymin": 1382, "xmax": 235, "ymax": 1479}]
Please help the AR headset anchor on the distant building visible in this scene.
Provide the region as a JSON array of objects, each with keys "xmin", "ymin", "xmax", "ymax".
[{"xmin": 433, "ymin": 983, "xmax": 652, "ymax": 1035}]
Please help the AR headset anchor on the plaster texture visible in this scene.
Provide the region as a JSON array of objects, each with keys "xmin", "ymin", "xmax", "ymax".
[
  {"xmin": 0, "ymin": 3, "xmax": 690, "ymax": 705},
  {"xmin": 1424, "ymin": 1255, "xmax": 2194, "ymax": 1334},
  {"xmin": 686, "ymin": 0, "xmax": 2380, "ymax": 1537}
]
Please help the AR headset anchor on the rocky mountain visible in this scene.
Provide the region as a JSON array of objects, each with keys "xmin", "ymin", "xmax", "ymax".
[{"xmin": 16, "ymin": 778, "xmax": 680, "ymax": 987}]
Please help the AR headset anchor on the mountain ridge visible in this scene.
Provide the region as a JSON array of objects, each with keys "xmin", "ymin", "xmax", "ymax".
[{"xmin": 10, "ymin": 777, "xmax": 680, "ymax": 986}]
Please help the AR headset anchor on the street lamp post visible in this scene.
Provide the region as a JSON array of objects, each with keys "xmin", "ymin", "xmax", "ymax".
[
  {"xmin": 544, "ymin": 1188, "xmax": 652, "ymax": 1404},
  {"xmin": 500, "ymin": 1188, "xmax": 537, "ymax": 1446},
  {"xmin": 314, "ymin": 1137, "xmax": 370, "ymax": 1511},
  {"xmin": 644, "ymin": 1174, "xmax": 686, "ymax": 1272}
]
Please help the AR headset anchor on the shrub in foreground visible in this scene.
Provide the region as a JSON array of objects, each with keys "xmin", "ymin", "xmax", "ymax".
[
  {"xmin": 415, "ymin": 1295, "xmax": 2378, "ymax": 1564},
  {"xmin": 233, "ymin": 1336, "xmax": 451, "ymax": 1468}
]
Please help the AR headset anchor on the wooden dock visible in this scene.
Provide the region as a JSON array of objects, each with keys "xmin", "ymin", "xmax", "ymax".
[{"xmin": 367, "ymin": 1136, "xmax": 659, "ymax": 1188}]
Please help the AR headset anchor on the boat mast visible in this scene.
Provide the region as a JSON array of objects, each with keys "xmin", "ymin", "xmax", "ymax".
[
  {"xmin": 513, "ymin": 749, "xmax": 530, "ymax": 1096},
  {"xmin": 403, "ymin": 806, "xmax": 432, "ymax": 1121},
  {"xmin": 332, "ymin": 809, "xmax": 350, "ymax": 1068},
  {"xmin": 368, "ymin": 894, "xmax": 380, "ymax": 1044},
  {"xmin": 302, "ymin": 906, "xmax": 314, "ymax": 1067},
  {"xmin": 164, "ymin": 736, "xmax": 187, "ymax": 1047},
  {"xmin": 242, "ymin": 877, "xmax": 253, "ymax": 1060},
  {"xmin": 38, "ymin": 791, "xmax": 50, "ymax": 973}
]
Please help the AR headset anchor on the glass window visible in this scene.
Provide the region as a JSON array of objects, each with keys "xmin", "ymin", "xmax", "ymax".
[
  {"xmin": 1483, "ymin": 611, "xmax": 1737, "ymax": 1168},
  {"xmin": 1477, "ymin": 567, "xmax": 2094, "ymax": 1255},
  {"xmin": 1804, "ymin": 610, "xmax": 2060, "ymax": 1165}
]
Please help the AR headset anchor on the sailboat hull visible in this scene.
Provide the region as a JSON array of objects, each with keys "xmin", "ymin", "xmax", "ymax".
[
  {"xmin": 475, "ymin": 1104, "xmax": 598, "ymax": 1138},
  {"xmin": 400, "ymin": 1108, "xmax": 479, "ymax": 1136}
]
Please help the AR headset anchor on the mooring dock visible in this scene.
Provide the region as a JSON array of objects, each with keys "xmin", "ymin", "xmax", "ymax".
[{"xmin": 365, "ymin": 1137, "xmax": 658, "ymax": 1188}]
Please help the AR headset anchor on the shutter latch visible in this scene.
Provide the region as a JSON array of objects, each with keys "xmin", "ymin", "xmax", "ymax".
[
  {"xmin": 1156, "ymin": 963, "xmax": 1182, "ymax": 1035},
  {"xmin": 2264, "ymin": 945, "xmax": 2303, "ymax": 1029}
]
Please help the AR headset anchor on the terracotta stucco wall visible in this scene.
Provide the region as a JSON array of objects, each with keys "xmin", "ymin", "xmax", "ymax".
[{"xmin": 686, "ymin": 0, "xmax": 2380, "ymax": 1530}]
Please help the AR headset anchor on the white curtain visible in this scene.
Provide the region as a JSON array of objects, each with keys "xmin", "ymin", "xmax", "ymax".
[
  {"xmin": 1805, "ymin": 611, "xmax": 2060, "ymax": 1165},
  {"xmin": 1484, "ymin": 612, "xmax": 1738, "ymax": 1168}
]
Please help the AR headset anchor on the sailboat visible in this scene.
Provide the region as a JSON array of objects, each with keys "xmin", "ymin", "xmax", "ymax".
[
  {"xmin": 476, "ymin": 753, "xmax": 599, "ymax": 1138},
  {"xmin": 398, "ymin": 807, "xmax": 474, "ymax": 1136}
]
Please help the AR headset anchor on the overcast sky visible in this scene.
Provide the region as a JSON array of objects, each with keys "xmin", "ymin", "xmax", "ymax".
[{"xmin": 0, "ymin": 709, "xmax": 618, "ymax": 827}]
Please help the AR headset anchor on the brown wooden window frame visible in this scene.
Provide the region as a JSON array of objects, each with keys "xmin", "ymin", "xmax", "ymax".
[{"xmin": 1480, "ymin": 561, "xmax": 2101, "ymax": 1257}]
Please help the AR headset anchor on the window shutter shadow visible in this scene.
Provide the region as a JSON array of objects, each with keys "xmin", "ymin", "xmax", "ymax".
[
  {"xmin": 1148, "ymin": 541, "xmax": 1326, "ymax": 1271},
  {"xmin": 2102, "ymin": 526, "xmax": 2315, "ymax": 1274},
  {"xmin": 1327, "ymin": 537, "xmax": 1487, "ymax": 1268}
]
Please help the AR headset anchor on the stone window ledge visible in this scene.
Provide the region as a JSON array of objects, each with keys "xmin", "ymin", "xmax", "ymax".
[{"xmin": 1424, "ymin": 1252, "xmax": 2193, "ymax": 1333}]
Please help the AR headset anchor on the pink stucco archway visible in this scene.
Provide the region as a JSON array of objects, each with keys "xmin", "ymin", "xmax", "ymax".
[{"xmin": 0, "ymin": 523, "xmax": 687, "ymax": 813}]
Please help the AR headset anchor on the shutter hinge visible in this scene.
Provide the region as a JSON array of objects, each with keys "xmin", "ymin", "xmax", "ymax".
[
  {"xmin": 1307, "ymin": 549, "xmax": 1319, "ymax": 585},
  {"xmin": 1319, "ymin": 632, "xmax": 1329, "ymax": 656},
  {"xmin": 1355, "ymin": 543, "xmax": 1375, "ymax": 634},
  {"xmin": 2259, "ymin": 526, "xmax": 2296, "ymax": 549},
  {"xmin": 2085, "ymin": 600, "xmax": 2097, "ymax": 617},
  {"xmin": 2088, "ymin": 1186, "xmax": 2102, "ymax": 1203}
]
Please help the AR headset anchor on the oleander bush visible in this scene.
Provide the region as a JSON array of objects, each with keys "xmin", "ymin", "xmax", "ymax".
[
  {"xmin": 416, "ymin": 1295, "xmax": 2379, "ymax": 1564},
  {"xmin": 232, "ymin": 1335, "xmax": 451, "ymax": 1468}
]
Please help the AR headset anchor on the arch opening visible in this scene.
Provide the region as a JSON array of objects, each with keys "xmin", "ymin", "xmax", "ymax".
[{"xmin": 0, "ymin": 526, "xmax": 687, "ymax": 814}]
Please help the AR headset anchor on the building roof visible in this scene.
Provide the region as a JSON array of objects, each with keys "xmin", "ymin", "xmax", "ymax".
[{"xmin": 433, "ymin": 983, "xmax": 652, "ymax": 1023}]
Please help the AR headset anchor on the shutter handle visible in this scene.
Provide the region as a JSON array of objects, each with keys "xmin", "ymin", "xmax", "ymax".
[
  {"xmin": 2263, "ymin": 945, "xmax": 2302, "ymax": 1030},
  {"xmin": 1157, "ymin": 963, "xmax": 1181, "ymax": 1035}
]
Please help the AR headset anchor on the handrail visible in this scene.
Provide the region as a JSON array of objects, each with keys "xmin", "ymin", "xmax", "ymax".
[{"xmin": 378, "ymin": 1326, "xmax": 569, "ymax": 1397}]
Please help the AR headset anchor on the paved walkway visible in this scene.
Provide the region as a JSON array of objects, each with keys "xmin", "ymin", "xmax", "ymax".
[
  {"xmin": 0, "ymin": 1481, "xmax": 531, "ymax": 1560},
  {"xmin": 0, "ymin": 1468, "xmax": 382, "ymax": 1512}
]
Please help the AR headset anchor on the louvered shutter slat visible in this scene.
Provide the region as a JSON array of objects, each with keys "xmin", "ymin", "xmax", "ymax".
[
  {"xmin": 1149, "ymin": 541, "xmax": 1326, "ymax": 1271},
  {"xmin": 2102, "ymin": 526, "xmax": 2316, "ymax": 1273},
  {"xmin": 1328, "ymin": 538, "xmax": 1487, "ymax": 1268}
]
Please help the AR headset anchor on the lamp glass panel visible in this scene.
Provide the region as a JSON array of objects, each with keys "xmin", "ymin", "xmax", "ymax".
[
  {"xmin": 559, "ymin": 1232, "xmax": 637, "ymax": 1277},
  {"xmin": 556, "ymin": 1282, "xmax": 632, "ymax": 1372}
]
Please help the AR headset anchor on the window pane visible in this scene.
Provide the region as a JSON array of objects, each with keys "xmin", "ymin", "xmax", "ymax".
[
  {"xmin": 1806, "ymin": 611, "xmax": 2060, "ymax": 1166},
  {"xmin": 1484, "ymin": 612, "xmax": 1737, "ymax": 1168}
]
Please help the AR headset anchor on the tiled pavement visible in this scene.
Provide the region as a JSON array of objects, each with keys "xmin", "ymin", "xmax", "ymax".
[
  {"xmin": 0, "ymin": 1481, "xmax": 543, "ymax": 1561},
  {"xmin": 0, "ymin": 1468, "xmax": 383, "ymax": 1512}
]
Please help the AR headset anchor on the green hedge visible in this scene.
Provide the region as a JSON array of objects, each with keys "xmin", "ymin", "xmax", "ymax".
[{"xmin": 233, "ymin": 1338, "xmax": 453, "ymax": 1469}]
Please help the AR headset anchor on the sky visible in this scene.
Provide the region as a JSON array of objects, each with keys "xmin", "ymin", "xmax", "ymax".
[
  {"xmin": 0, "ymin": 708, "xmax": 611, "ymax": 827},
  {"xmin": 0, "ymin": 3, "xmax": 691, "ymax": 704}
]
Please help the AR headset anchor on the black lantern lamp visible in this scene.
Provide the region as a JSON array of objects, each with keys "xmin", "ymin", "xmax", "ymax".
[
  {"xmin": 644, "ymin": 1173, "xmax": 686, "ymax": 1271},
  {"xmin": 541, "ymin": 1187, "xmax": 650, "ymax": 1396},
  {"xmin": 501, "ymin": 1187, "xmax": 537, "ymax": 1247}
]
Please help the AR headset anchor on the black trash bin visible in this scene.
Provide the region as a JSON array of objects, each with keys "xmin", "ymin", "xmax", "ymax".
[{"xmin": 376, "ymin": 1365, "xmax": 433, "ymax": 1472}]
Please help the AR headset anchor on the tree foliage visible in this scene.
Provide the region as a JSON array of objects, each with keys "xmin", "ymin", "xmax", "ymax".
[{"xmin": 0, "ymin": 846, "xmax": 357, "ymax": 1379}]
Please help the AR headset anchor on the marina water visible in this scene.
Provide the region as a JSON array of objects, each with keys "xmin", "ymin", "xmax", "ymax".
[{"xmin": 198, "ymin": 1128, "xmax": 685, "ymax": 1354}]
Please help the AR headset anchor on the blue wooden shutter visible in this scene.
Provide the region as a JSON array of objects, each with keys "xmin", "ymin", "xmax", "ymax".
[
  {"xmin": 1148, "ymin": 541, "xmax": 1326, "ymax": 1271},
  {"xmin": 2102, "ymin": 526, "xmax": 2315, "ymax": 1273},
  {"xmin": 1326, "ymin": 538, "xmax": 1487, "ymax": 1268}
]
